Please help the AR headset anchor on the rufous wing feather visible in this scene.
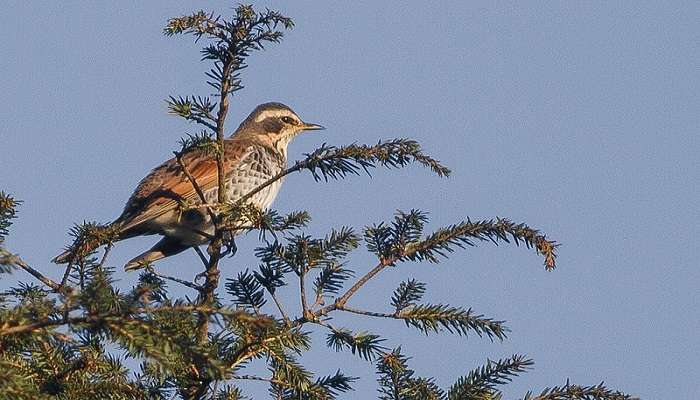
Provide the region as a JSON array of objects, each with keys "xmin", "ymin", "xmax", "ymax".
[{"xmin": 116, "ymin": 140, "xmax": 255, "ymax": 233}]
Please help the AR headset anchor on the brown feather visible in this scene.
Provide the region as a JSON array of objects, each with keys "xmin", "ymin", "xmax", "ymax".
[{"xmin": 116, "ymin": 138, "xmax": 260, "ymax": 233}]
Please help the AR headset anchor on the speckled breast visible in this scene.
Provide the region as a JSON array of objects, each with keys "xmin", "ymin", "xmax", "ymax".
[{"xmin": 204, "ymin": 145, "xmax": 286, "ymax": 210}]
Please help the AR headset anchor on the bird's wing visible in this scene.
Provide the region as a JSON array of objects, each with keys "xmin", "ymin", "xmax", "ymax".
[{"xmin": 116, "ymin": 140, "xmax": 256, "ymax": 233}]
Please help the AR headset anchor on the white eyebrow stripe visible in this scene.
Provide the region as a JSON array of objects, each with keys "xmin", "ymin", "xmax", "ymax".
[{"xmin": 254, "ymin": 109, "xmax": 298, "ymax": 122}]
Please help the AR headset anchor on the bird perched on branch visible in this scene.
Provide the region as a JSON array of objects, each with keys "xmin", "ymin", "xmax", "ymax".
[{"xmin": 53, "ymin": 102, "xmax": 324, "ymax": 270}]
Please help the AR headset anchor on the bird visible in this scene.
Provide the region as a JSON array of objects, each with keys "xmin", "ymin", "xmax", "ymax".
[{"xmin": 53, "ymin": 102, "xmax": 324, "ymax": 270}]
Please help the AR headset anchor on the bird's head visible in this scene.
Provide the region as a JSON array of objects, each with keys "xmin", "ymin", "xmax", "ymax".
[{"xmin": 233, "ymin": 102, "xmax": 324, "ymax": 151}]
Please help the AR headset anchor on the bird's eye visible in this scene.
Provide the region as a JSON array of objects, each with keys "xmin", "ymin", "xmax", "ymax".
[{"xmin": 281, "ymin": 116, "xmax": 296, "ymax": 125}]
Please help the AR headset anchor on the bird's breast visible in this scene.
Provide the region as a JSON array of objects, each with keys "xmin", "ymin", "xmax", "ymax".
[{"xmin": 217, "ymin": 146, "xmax": 286, "ymax": 210}]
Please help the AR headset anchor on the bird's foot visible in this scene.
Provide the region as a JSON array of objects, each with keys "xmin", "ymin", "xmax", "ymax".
[
  {"xmin": 194, "ymin": 271, "xmax": 207, "ymax": 285},
  {"xmin": 223, "ymin": 236, "xmax": 238, "ymax": 258}
]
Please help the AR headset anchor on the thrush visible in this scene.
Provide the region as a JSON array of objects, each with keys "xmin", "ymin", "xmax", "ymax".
[{"xmin": 53, "ymin": 102, "xmax": 324, "ymax": 270}]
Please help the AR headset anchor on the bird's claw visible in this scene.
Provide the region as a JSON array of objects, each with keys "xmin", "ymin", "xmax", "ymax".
[
  {"xmin": 223, "ymin": 237, "xmax": 238, "ymax": 258},
  {"xmin": 194, "ymin": 271, "xmax": 207, "ymax": 284}
]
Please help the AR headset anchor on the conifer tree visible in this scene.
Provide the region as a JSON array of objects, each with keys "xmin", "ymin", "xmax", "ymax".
[{"xmin": 0, "ymin": 4, "xmax": 636, "ymax": 400}]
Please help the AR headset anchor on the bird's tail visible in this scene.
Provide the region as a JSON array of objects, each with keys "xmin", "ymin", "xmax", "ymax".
[{"xmin": 52, "ymin": 221, "xmax": 124, "ymax": 264}]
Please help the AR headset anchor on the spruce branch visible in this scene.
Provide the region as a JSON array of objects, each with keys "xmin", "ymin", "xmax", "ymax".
[
  {"xmin": 376, "ymin": 347, "xmax": 444, "ymax": 400},
  {"xmin": 266, "ymin": 350, "xmax": 314, "ymax": 394},
  {"xmin": 216, "ymin": 202, "xmax": 304, "ymax": 240},
  {"xmin": 97, "ymin": 243, "xmax": 113, "ymax": 268},
  {"xmin": 254, "ymin": 263, "xmax": 290, "ymax": 323},
  {"xmin": 329, "ymin": 304, "xmax": 507, "ymax": 341},
  {"xmin": 328, "ymin": 260, "xmax": 388, "ymax": 316},
  {"xmin": 404, "ymin": 217, "xmax": 558, "ymax": 270},
  {"xmin": 143, "ymin": 267, "xmax": 202, "ymax": 292},
  {"xmin": 231, "ymin": 373, "xmax": 338, "ymax": 399},
  {"xmin": 365, "ymin": 211, "xmax": 558, "ymax": 270},
  {"xmin": 254, "ymin": 263, "xmax": 287, "ymax": 294},
  {"xmin": 167, "ymin": 95, "xmax": 218, "ymax": 132},
  {"xmin": 105, "ymin": 317, "xmax": 227, "ymax": 381},
  {"xmin": 216, "ymin": 208, "xmax": 311, "ymax": 242},
  {"xmin": 226, "ymin": 325, "xmax": 310, "ymax": 370},
  {"xmin": 136, "ymin": 271, "xmax": 169, "ymax": 303},
  {"xmin": 313, "ymin": 263, "xmax": 353, "ymax": 304},
  {"xmin": 273, "ymin": 369, "xmax": 357, "ymax": 400},
  {"xmin": 309, "ymin": 370, "xmax": 357, "ymax": 399},
  {"xmin": 403, "ymin": 378, "xmax": 445, "ymax": 400},
  {"xmin": 255, "ymin": 227, "xmax": 359, "ymax": 277},
  {"xmin": 303, "ymin": 139, "xmax": 451, "ymax": 181},
  {"xmin": 523, "ymin": 381, "xmax": 638, "ymax": 400},
  {"xmin": 59, "ymin": 260, "xmax": 73, "ymax": 288},
  {"xmin": 178, "ymin": 130, "xmax": 219, "ymax": 155},
  {"xmin": 326, "ymin": 327, "xmax": 386, "ymax": 361},
  {"xmin": 261, "ymin": 210, "xmax": 311, "ymax": 233},
  {"xmin": 448, "ymin": 354, "xmax": 534, "ymax": 400},
  {"xmin": 390, "ymin": 279, "xmax": 426, "ymax": 314},
  {"xmin": 54, "ymin": 222, "xmax": 120, "ymax": 266},
  {"xmin": 316, "ymin": 227, "xmax": 360, "ymax": 267},
  {"xmin": 226, "ymin": 269, "xmax": 266, "ymax": 314},
  {"xmin": 398, "ymin": 304, "xmax": 508, "ymax": 340},
  {"xmin": 0, "ymin": 304, "xmax": 261, "ymax": 337},
  {"xmin": 163, "ymin": 10, "xmax": 216, "ymax": 38},
  {"xmin": 299, "ymin": 264, "xmax": 310, "ymax": 319}
]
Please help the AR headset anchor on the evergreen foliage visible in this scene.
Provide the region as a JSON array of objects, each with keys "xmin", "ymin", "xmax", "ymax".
[{"xmin": 0, "ymin": 4, "xmax": 636, "ymax": 399}]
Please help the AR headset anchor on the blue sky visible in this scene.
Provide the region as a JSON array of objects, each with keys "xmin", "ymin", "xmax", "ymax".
[{"xmin": 1, "ymin": 2, "xmax": 698, "ymax": 398}]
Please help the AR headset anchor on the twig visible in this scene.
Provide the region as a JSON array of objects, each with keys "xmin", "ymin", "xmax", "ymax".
[
  {"xmin": 147, "ymin": 267, "xmax": 202, "ymax": 291},
  {"xmin": 267, "ymin": 289, "xmax": 290, "ymax": 326},
  {"xmin": 5, "ymin": 254, "xmax": 61, "ymax": 292},
  {"xmin": 227, "ymin": 332, "xmax": 298, "ymax": 370},
  {"xmin": 299, "ymin": 268, "xmax": 310, "ymax": 319},
  {"xmin": 60, "ymin": 262, "xmax": 73, "ymax": 288},
  {"xmin": 336, "ymin": 306, "xmax": 396, "ymax": 319},
  {"xmin": 288, "ymin": 258, "xmax": 395, "ymax": 327},
  {"xmin": 189, "ymin": 115, "xmax": 217, "ymax": 132},
  {"xmin": 334, "ymin": 258, "xmax": 393, "ymax": 309},
  {"xmin": 233, "ymin": 164, "xmax": 302, "ymax": 207},
  {"xmin": 98, "ymin": 243, "xmax": 113, "ymax": 268},
  {"xmin": 311, "ymin": 293, "xmax": 325, "ymax": 310}
]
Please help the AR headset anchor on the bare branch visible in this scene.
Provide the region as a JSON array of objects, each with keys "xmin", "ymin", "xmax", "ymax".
[
  {"xmin": 269, "ymin": 289, "xmax": 291, "ymax": 326},
  {"xmin": 299, "ymin": 268, "xmax": 310, "ymax": 319},
  {"xmin": 146, "ymin": 266, "xmax": 203, "ymax": 292},
  {"xmin": 98, "ymin": 243, "xmax": 113, "ymax": 268},
  {"xmin": 334, "ymin": 259, "xmax": 392, "ymax": 310},
  {"xmin": 1, "ymin": 253, "xmax": 61, "ymax": 291},
  {"xmin": 59, "ymin": 262, "xmax": 72, "ymax": 288}
]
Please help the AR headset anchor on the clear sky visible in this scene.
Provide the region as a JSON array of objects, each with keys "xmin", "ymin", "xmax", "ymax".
[{"xmin": 1, "ymin": 1, "xmax": 698, "ymax": 399}]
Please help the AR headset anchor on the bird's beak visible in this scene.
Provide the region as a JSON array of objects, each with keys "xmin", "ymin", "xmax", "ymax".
[{"xmin": 301, "ymin": 122, "xmax": 325, "ymax": 131}]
